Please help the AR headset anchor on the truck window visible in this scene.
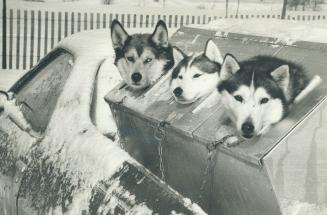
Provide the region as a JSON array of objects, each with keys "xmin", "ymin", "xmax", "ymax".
[{"xmin": 11, "ymin": 49, "xmax": 74, "ymax": 133}]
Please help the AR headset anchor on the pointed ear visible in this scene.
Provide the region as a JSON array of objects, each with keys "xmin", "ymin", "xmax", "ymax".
[
  {"xmin": 204, "ymin": 39, "xmax": 223, "ymax": 64},
  {"xmin": 220, "ymin": 54, "xmax": 240, "ymax": 80},
  {"xmin": 151, "ymin": 20, "xmax": 169, "ymax": 47},
  {"xmin": 271, "ymin": 65, "xmax": 290, "ymax": 99},
  {"xmin": 172, "ymin": 46, "xmax": 186, "ymax": 65},
  {"xmin": 111, "ymin": 20, "xmax": 129, "ymax": 49}
]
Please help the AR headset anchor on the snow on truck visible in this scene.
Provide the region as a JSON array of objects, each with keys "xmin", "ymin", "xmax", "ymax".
[{"xmin": 1, "ymin": 25, "xmax": 327, "ymax": 215}]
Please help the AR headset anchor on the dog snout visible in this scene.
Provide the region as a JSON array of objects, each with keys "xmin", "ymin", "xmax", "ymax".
[
  {"xmin": 131, "ymin": 72, "xmax": 142, "ymax": 83},
  {"xmin": 241, "ymin": 122, "xmax": 254, "ymax": 138},
  {"xmin": 173, "ymin": 87, "xmax": 183, "ymax": 97}
]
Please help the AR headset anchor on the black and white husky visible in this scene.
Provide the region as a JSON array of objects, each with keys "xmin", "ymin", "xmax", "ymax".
[
  {"xmin": 111, "ymin": 19, "xmax": 176, "ymax": 90},
  {"xmin": 170, "ymin": 39, "xmax": 223, "ymax": 104},
  {"xmin": 217, "ymin": 54, "xmax": 315, "ymax": 139}
]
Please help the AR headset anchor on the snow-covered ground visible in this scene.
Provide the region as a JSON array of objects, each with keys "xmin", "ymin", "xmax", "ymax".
[
  {"xmin": 102, "ymin": 0, "xmax": 283, "ymax": 11},
  {"xmin": 35, "ymin": 0, "xmax": 327, "ymax": 12},
  {"xmin": 281, "ymin": 200, "xmax": 327, "ymax": 215},
  {"xmin": 194, "ymin": 19, "xmax": 327, "ymax": 44}
]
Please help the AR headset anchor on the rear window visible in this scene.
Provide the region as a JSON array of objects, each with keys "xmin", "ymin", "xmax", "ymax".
[{"xmin": 12, "ymin": 49, "xmax": 74, "ymax": 132}]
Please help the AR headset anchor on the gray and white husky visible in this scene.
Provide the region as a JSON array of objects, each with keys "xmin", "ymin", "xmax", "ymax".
[
  {"xmin": 218, "ymin": 54, "xmax": 313, "ymax": 139},
  {"xmin": 170, "ymin": 39, "xmax": 223, "ymax": 104},
  {"xmin": 111, "ymin": 19, "xmax": 176, "ymax": 90}
]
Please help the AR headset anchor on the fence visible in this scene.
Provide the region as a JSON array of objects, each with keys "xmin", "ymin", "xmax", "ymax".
[{"xmin": 1, "ymin": 1, "xmax": 327, "ymax": 70}]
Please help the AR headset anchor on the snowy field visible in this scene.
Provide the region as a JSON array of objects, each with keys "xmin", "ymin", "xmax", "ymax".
[
  {"xmin": 10, "ymin": 0, "xmax": 327, "ymax": 12},
  {"xmin": 57, "ymin": 0, "xmax": 327, "ymax": 12},
  {"xmin": 195, "ymin": 19, "xmax": 327, "ymax": 44},
  {"xmin": 65, "ymin": 0, "xmax": 284, "ymax": 11}
]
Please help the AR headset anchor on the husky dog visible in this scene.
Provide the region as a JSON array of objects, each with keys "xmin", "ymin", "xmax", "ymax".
[
  {"xmin": 111, "ymin": 19, "xmax": 175, "ymax": 90},
  {"xmin": 170, "ymin": 39, "xmax": 223, "ymax": 104},
  {"xmin": 218, "ymin": 54, "xmax": 310, "ymax": 139}
]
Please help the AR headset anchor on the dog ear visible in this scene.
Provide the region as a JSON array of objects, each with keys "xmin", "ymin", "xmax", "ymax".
[
  {"xmin": 220, "ymin": 54, "xmax": 240, "ymax": 80},
  {"xmin": 271, "ymin": 65, "xmax": 290, "ymax": 100},
  {"xmin": 151, "ymin": 20, "xmax": 169, "ymax": 47},
  {"xmin": 172, "ymin": 46, "xmax": 186, "ymax": 65},
  {"xmin": 204, "ymin": 39, "xmax": 223, "ymax": 64},
  {"xmin": 111, "ymin": 20, "xmax": 129, "ymax": 49}
]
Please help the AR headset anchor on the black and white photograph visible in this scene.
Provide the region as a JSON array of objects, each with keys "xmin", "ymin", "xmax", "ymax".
[{"xmin": 1, "ymin": 0, "xmax": 327, "ymax": 214}]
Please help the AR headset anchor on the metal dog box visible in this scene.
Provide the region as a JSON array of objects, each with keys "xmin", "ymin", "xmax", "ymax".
[{"xmin": 105, "ymin": 26, "xmax": 327, "ymax": 215}]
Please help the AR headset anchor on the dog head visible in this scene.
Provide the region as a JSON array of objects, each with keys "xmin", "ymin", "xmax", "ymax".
[
  {"xmin": 111, "ymin": 20, "xmax": 174, "ymax": 90},
  {"xmin": 170, "ymin": 39, "xmax": 223, "ymax": 104},
  {"xmin": 218, "ymin": 54, "xmax": 290, "ymax": 138}
]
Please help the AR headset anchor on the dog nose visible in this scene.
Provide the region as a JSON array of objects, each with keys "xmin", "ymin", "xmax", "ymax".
[
  {"xmin": 241, "ymin": 122, "xmax": 254, "ymax": 135},
  {"xmin": 131, "ymin": 72, "xmax": 142, "ymax": 83},
  {"xmin": 173, "ymin": 87, "xmax": 183, "ymax": 97}
]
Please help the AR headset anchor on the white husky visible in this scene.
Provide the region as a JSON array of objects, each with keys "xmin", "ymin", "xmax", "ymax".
[{"xmin": 170, "ymin": 39, "xmax": 223, "ymax": 104}]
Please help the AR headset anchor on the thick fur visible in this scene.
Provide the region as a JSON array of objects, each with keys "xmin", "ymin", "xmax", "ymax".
[
  {"xmin": 170, "ymin": 39, "xmax": 223, "ymax": 104},
  {"xmin": 218, "ymin": 54, "xmax": 309, "ymax": 139},
  {"xmin": 111, "ymin": 20, "xmax": 174, "ymax": 90}
]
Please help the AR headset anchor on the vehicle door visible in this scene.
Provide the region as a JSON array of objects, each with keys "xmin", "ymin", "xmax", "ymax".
[{"xmin": 0, "ymin": 48, "xmax": 74, "ymax": 214}]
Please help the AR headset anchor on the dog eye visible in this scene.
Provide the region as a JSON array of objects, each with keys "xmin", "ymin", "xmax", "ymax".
[
  {"xmin": 260, "ymin": 98, "xmax": 269, "ymax": 104},
  {"xmin": 144, "ymin": 58, "xmax": 152, "ymax": 63},
  {"xmin": 234, "ymin": 95, "xmax": 243, "ymax": 102},
  {"xmin": 178, "ymin": 75, "xmax": 183, "ymax": 79},
  {"xmin": 126, "ymin": 57, "xmax": 134, "ymax": 62},
  {"xmin": 193, "ymin": 74, "xmax": 202, "ymax": 78}
]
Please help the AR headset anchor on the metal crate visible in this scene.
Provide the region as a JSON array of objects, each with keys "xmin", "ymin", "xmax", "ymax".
[{"xmin": 105, "ymin": 26, "xmax": 327, "ymax": 215}]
